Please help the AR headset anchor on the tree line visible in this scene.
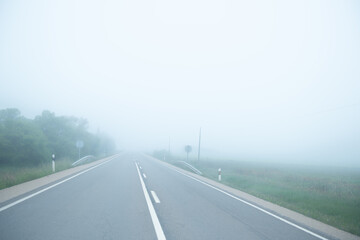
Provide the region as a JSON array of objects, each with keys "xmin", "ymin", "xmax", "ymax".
[{"xmin": 0, "ymin": 108, "xmax": 116, "ymax": 166}]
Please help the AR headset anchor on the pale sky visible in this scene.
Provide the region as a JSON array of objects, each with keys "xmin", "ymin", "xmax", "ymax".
[{"xmin": 1, "ymin": 0, "xmax": 359, "ymax": 166}]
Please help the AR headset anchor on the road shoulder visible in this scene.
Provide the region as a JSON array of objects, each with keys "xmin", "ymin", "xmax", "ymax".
[
  {"xmin": 0, "ymin": 154, "xmax": 120, "ymax": 204},
  {"xmin": 145, "ymin": 154, "xmax": 360, "ymax": 240}
]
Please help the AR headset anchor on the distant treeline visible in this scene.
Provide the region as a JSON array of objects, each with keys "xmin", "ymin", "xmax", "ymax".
[{"xmin": 0, "ymin": 108, "xmax": 116, "ymax": 166}]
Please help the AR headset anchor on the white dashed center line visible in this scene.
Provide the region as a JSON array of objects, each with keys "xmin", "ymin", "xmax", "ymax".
[
  {"xmin": 151, "ymin": 191, "xmax": 161, "ymax": 203},
  {"xmin": 135, "ymin": 163, "xmax": 166, "ymax": 240}
]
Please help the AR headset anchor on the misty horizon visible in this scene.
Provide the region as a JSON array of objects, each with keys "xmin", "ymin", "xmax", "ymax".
[{"xmin": 1, "ymin": 0, "xmax": 359, "ymax": 167}]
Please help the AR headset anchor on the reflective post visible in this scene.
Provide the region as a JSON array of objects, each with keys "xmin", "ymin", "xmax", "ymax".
[{"xmin": 52, "ymin": 154, "xmax": 56, "ymax": 172}]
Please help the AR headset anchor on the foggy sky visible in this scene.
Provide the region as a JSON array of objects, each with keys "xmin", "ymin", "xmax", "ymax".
[{"xmin": 1, "ymin": 0, "xmax": 359, "ymax": 166}]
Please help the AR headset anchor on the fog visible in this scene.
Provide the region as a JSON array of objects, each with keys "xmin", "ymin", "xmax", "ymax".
[{"xmin": 1, "ymin": 0, "xmax": 359, "ymax": 166}]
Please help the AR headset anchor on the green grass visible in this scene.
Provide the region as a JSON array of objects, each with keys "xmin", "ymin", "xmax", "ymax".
[
  {"xmin": 0, "ymin": 158, "xmax": 73, "ymax": 190},
  {"xmin": 165, "ymin": 156, "xmax": 360, "ymax": 236}
]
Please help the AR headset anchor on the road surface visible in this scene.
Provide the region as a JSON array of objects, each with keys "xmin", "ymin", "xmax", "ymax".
[{"xmin": 0, "ymin": 153, "xmax": 337, "ymax": 240}]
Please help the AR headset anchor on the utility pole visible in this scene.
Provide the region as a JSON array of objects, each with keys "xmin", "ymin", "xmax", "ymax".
[{"xmin": 198, "ymin": 127, "xmax": 201, "ymax": 161}]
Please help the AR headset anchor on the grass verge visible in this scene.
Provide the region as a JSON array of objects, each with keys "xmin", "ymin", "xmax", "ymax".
[
  {"xmin": 161, "ymin": 156, "xmax": 360, "ymax": 236},
  {"xmin": 0, "ymin": 158, "xmax": 74, "ymax": 190}
]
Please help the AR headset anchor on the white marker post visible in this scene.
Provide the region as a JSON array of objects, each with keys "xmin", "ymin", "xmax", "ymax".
[
  {"xmin": 218, "ymin": 168, "xmax": 221, "ymax": 181},
  {"xmin": 52, "ymin": 154, "xmax": 56, "ymax": 172}
]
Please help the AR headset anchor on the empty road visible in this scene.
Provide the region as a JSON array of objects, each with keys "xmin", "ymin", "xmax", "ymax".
[{"xmin": 0, "ymin": 153, "xmax": 336, "ymax": 240}]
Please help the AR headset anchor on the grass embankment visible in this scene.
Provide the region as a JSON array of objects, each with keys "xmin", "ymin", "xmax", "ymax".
[
  {"xmin": 0, "ymin": 158, "xmax": 74, "ymax": 190},
  {"xmin": 167, "ymin": 157, "xmax": 360, "ymax": 236}
]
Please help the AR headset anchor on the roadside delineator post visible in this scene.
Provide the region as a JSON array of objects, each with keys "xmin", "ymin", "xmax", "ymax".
[
  {"xmin": 52, "ymin": 154, "xmax": 56, "ymax": 172},
  {"xmin": 218, "ymin": 168, "xmax": 221, "ymax": 181}
]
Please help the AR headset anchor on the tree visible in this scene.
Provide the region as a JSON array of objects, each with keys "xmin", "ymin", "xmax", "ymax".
[
  {"xmin": 0, "ymin": 108, "xmax": 116, "ymax": 166},
  {"xmin": 35, "ymin": 111, "xmax": 77, "ymax": 159},
  {"xmin": 0, "ymin": 108, "xmax": 21, "ymax": 122},
  {"xmin": 0, "ymin": 109, "xmax": 49, "ymax": 165},
  {"xmin": 184, "ymin": 145, "xmax": 192, "ymax": 161}
]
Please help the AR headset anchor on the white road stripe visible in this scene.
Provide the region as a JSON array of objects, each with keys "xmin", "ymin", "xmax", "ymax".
[
  {"xmin": 143, "ymin": 173, "xmax": 147, "ymax": 179},
  {"xmin": 151, "ymin": 191, "xmax": 161, "ymax": 203},
  {"xmin": 0, "ymin": 156, "xmax": 117, "ymax": 213},
  {"xmin": 139, "ymin": 166, "xmax": 142, "ymax": 170},
  {"xmin": 170, "ymin": 167, "xmax": 329, "ymax": 240},
  {"xmin": 135, "ymin": 163, "xmax": 166, "ymax": 240}
]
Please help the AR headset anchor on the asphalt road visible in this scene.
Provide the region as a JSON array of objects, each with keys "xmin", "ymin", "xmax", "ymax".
[{"xmin": 0, "ymin": 153, "xmax": 335, "ymax": 240}]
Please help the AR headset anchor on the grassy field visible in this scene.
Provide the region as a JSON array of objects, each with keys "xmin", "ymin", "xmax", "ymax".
[
  {"xmin": 0, "ymin": 158, "xmax": 74, "ymax": 190},
  {"xmin": 165, "ymin": 156, "xmax": 360, "ymax": 236}
]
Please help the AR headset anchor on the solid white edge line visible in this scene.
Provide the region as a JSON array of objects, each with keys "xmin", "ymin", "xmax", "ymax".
[
  {"xmin": 151, "ymin": 191, "xmax": 161, "ymax": 204},
  {"xmin": 169, "ymin": 167, "xmax": 329, "ymax": 240},
  {"xmin": 135, "ymin": 163, "xmax": 166, "ymax": 240},
  {"xmin": 0, "ymin": 155, "xmax": 118, "ymax": 213},
  {"xmin": 143, "ymin": 173, "xmax": 147, "ymax": 179}
]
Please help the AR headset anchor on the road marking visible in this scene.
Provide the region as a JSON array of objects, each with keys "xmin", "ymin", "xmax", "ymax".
[
  {"xmin": 140, "ymin": 166, "xmax": 142, "ymax": 170},
  {"xmin": 170, "ymin": 167, "xmax": 329, "ymax": 240},
  {"xmin": 143, "ymin": 173, "xmax": 147, "ymax": 179},
  {"xmin": 135, "ymin": 163, "xmax": 166, "ymax": 240},
  {"xmin": 0, "ymin": 156, "xmax": 117, "ymax": 213},
  {"xmin": 151, "ymin": 191, "xmax": 161, "ymax": 203}
]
